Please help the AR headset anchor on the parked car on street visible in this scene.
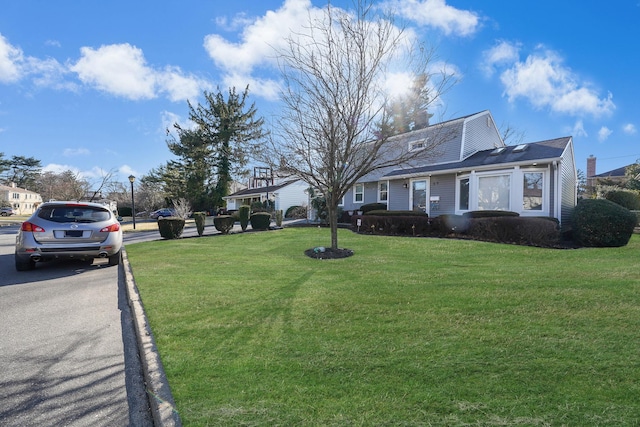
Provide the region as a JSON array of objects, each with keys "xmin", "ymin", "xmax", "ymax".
[
  {"xmin": 150, "ymin": 208, "xmax": 177, "ymax": 219},
  {"xmin": 1, "ymin": 207, "xmax": 15, "ymax": 216},
  {"xmin": 14, "ymin": 201, "xmax": 123, "ymax": 271}
]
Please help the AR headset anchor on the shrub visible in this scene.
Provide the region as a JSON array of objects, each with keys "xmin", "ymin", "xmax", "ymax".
[
  {"xmin": 250, "ymin": 212, "xmax": 272, "ymax": 230},
  {"xmin": 193, "ymin": 212, "xmax": 206, "ymax": 236},
  {"xmin": 213, "ymin": 215, "xmax": 235, "ymax": 234},
  {"xmin": 430, "ymin": 214, "xmax": 470, "ymax": 235},
  {"xmin": 275, "ymin": 210, "xmax": 283, "ymax": 227},
  {"xmin": 239, "ymin": 205, "xmax": 251, "ymax": 231},
  {"xmin": 572, "ymin": 198, "xmax": 637, "ymax": 247},
  {"xmin": 352, "ymin": 214, "xmax": 431, "ymax": 236},
  {"xmin": 605, "ymin": 190, "xmax": 640, "ymax": 210},
  {"xmin": 285, "ymin": 205, "xmax": 308, "ymax": 219},
  {"xmin": 119, "ymin": 207, "xmax": 133, "ymax": 217},
  {"xmin": 364, "ymin": 210, "xmax": 427, "ymax": 217},
  {"xmin": 157, "ymin": 217, "xmax": 185, "ymax": 239},
  {"xmin": 360, "ymin": 203, "xmax": 388, "ymax": 214},
  {"xmin": 463, "ymin": 210, "xmax": 520, "ymax": 219},
  {"xmin": 466, "ymin": 216, "xmax": 560, "ymax": 247}
]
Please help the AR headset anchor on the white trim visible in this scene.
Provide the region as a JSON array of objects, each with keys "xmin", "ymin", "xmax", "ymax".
[
  {"xmin": 409, "ymin": 178, "xmax": 430, "ymax": 215},
  {"xmin": 378, "ymin": 180, "xmax": 389, "ymax": 203},
  {"xmin": 353, "ymin": 183, "xmax": 364, "ymax": 204}
]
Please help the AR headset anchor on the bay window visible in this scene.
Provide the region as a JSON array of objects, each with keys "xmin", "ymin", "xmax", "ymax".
[{"xmin": 478, "ymin": 174, "xmax": 511, "ymax": 211}]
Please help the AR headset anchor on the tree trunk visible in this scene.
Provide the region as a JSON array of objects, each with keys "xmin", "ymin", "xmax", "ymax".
[{"xmin": 328, "ymin": 202, "xmax": 339, "ymax": 249}]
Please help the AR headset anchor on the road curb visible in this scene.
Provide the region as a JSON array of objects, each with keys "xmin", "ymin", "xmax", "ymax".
[{"xmin": 121, "ymin": 248, "xmax": 182, "ymax": 427}]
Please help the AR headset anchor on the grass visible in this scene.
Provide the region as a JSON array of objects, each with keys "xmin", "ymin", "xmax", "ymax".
[{"xmin": 125, "ymin": 228, "xmax": 640, "ymax": 426}]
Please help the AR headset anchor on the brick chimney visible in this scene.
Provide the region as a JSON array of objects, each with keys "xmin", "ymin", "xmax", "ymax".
[{"xmin": 586, "ymin": 155, "xmax": 596, "ymax": 188}]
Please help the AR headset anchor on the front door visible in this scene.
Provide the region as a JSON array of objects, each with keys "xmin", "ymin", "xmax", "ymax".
[{"xmin": 410, "ymin": 179, "xmax": 429, "ymax": 214}]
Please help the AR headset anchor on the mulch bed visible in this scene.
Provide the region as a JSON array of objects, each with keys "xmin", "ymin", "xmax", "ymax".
[{"xmin": 304, "ymin": 247, "xmax": 354, "ymax": 259}]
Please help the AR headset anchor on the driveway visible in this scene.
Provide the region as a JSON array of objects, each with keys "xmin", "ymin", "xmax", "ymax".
[{"xmin": 0, "ymin": 224, "xmax": 152, "ymax": 426}]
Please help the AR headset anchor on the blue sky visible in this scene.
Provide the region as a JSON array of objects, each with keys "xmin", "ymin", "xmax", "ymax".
[{"xmin": 1, "ymin": 0, "xmax": 639, "ymax": 187}]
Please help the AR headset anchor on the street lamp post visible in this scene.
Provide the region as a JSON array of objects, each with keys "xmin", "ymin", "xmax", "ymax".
[{"xmin": 128, "ymin": 175, "xmax": 136, "ymax": 230}]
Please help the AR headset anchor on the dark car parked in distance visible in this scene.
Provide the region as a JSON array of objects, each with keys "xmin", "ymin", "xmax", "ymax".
[{"xmin": 150, "ymin": 208, "xmax": 177, "ymax": 219}]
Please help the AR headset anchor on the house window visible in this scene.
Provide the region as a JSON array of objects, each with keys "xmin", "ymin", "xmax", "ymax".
[
  {"xmin": 458, "ymin": 178, "xmax": 469, "ymax": 211},
  {"xmin": 354, "ymin": 183, "xmax": 364, "ymax": 203},
  {"xmin": 338, "ymin": 195, "xmax": 344, "ymax": 206},
  {"xmin": 523, "ymin": 172, "xmax": 543, "ymax": 211},
  {"xmin": 478, "ymin": 174, "xmax": 510, "ymax": 211},
  {"xmin": 409, "ymin": 139, "xmax": 427, "ymax": 151},
  {"xmin": 378, "ymin": 181, "xmax": 388, "ymax": 202}
]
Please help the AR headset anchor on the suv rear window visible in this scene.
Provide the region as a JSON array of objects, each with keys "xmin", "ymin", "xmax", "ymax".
[{"xmin": 38, "ymin": 205, "xmax": 111, "ymax": 223}]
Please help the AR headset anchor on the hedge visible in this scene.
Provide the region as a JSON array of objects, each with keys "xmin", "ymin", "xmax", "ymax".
[
  {"xmin": 572, "ymin": 198, "xmax": 637, "ymax": 247},
  {"xmin": 466, "ymin": 216, "xmax": 560, "ymax": 247},
  {"xmin": 238, "ymin": 205, "xmax": 250, "ymax": 231},
  {"xmin": 193, "ymin": 212, "xmax": 206, "ymax": 236},
  {"xmin": 213, "ymin": 215, "xmax": 235, "ymax": 234},
  {"xmin": 463, "ymin": 210, "xmax": 520, "ymax": 218},
  {"xmin": 364, "ymin": 210, "xmax": 428, "ymax": 217},
  {"xmin": 250, "ymin": 212, "xmax": 272, "ymax": 230},
  {"xmin": 352, "ymin": 214, "xmax": 431, "ymax": 236},
  {"xmin": 157, "ymin": 217, "xmax": 185, "ymax": 239}
]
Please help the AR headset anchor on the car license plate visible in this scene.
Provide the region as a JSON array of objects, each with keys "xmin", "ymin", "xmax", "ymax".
[{"xmin": 65, "ymin": 230, "xmax": 83, "ymax": 237}]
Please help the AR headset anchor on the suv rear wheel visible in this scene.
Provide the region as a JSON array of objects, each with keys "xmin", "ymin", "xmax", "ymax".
[
  {"xmin": 15, "ymin": 255, "xmax": 35, "ymax": 271},
  {"xmin": 108, "ymin": 250, "xmax": 121, "ymax": 266}
]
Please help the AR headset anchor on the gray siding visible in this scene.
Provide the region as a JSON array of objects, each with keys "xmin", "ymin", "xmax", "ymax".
[
  {"xmin": 559, "ymin": 139, "xmax": 577, "ymax": 228},
  {"xmin": 388, "ymin": 180, "xmax": 409, "ymax": 210},
  {"xmin": 427, "ymin": 174, "xmax": 456, "ymax": 216},
  {"xmin": 461, "ymin": 112, "xmax": 504, "ymax": 158}
]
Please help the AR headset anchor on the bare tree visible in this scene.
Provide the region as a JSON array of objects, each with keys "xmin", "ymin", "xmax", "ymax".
[
  {"xmin": 36, "ymin": 170, "xmax": 89, "ymax": 201},
  {"xmin": 259, "ymin": 0, "xmax": 455, "ymax": 250},
  {"xmin": 499, "ymin": 122, "xmax": 526, "ymax": 146}
]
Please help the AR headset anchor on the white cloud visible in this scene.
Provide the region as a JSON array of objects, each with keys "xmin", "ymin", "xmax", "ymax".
[
  {"xmin": 492, "ymin": 45, "xmax": 615, "ymax": 117},
  {"xmin": 71, "ymin": 44, "xmax": 157, "ymax": 100},
  {"xmin": 481, "ymin": 40, "xmax": 520, "ymax": 77},
  {"xmin": 380, "ymin": 0, "xmax": 479, "ymax": 36},
  {"xmin": 571, "ymin": 119, "xmax": 588, "ymax": 138},
  {"xmin": 598, "ymin": 126, "xmax": 612, "ymax": 142},
  {"xmin": 0, "ymin": 33, "xmax": 24, "ymax": 83},
  {"xmin": 623, "ymin": 123, "xmax": 637, "ymax": 135},
  {"xmin": 204, "ymin": 0, "xmax": 318, "ymax": 99},
  {"xmin": 63, "ymin": 148, "xmax": 91, "ymax": 156},
  {"xmin": 118, "ymin": 164, "xmax": 138, "ymax": 178},
  {"xmin": 70, "ymin": 43, "xmax": 208, "ymax": 101}
]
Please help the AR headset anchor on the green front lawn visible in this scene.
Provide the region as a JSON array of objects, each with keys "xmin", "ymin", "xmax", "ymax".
[{"xmin": 126, "ymin": 229, "xmax": 640, "ymax": 426}]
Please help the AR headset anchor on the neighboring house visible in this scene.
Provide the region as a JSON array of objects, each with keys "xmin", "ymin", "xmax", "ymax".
[
  {"xmin": 587, "ymin": 155, "xmax": 637, "ymax": 187},
  {"xmin": 224, "ymin": 179, "xmax": 309, "ymax": 215},
  {"xmin": 0, "ymin": 182, "xmax": 43, "ymax": 215},
  {"xmin": 341, "ymin": 110, "xmax": 577, "ymax": 228}
]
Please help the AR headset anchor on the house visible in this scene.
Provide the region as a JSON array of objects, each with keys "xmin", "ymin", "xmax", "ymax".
[
  {"xmin": 223, "ymin": 178, "xmax": 309, "ymax": 215},
  {"xmin": 0, "ymin": 182, "xmax": 43, "ymax": 215},
  {"xmin": 587, "ymin": 155, "xmax": 638, "ymax": 188},
  {"xmin": 341, "ymin": 111, "xmax": 577, "ymax": 228}
]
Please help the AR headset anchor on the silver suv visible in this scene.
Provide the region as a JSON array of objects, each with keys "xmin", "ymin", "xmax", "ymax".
[
  {"xmin": 1, "ymin": 207, "xmax": 15, "ymax": 216},
  {"xmin": 15, "ymin": 201, "xmax": 123, "ymax": 271}
]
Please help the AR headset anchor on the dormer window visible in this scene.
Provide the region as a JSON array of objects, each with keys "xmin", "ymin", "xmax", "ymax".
[{"xmin": 409, "ymin": 139, "xmax": 427, "ymax": 151}]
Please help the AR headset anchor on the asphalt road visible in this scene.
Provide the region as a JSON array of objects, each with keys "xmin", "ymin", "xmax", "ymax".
[{"xmin": 0, "ymin": 224, "xmax": 153, "ymax": 426}]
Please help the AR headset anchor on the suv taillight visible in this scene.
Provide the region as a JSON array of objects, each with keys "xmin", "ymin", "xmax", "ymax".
[
  {"xmin": 100, "ymin": 223, "xmax": 121, "ymax": 232},
  {"xmin": 21, "ymin": 222, "xmax": 45, "ymax": 232}
]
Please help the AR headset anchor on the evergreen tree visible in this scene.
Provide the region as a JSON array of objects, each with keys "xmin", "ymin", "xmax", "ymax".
[
  {"xmin": 188, "ymin": 86, "xmax": 265, "ymax": 207},
  {"xmin": 383, "ymin": 73, "xmax": 434, "ymax": 135}
]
